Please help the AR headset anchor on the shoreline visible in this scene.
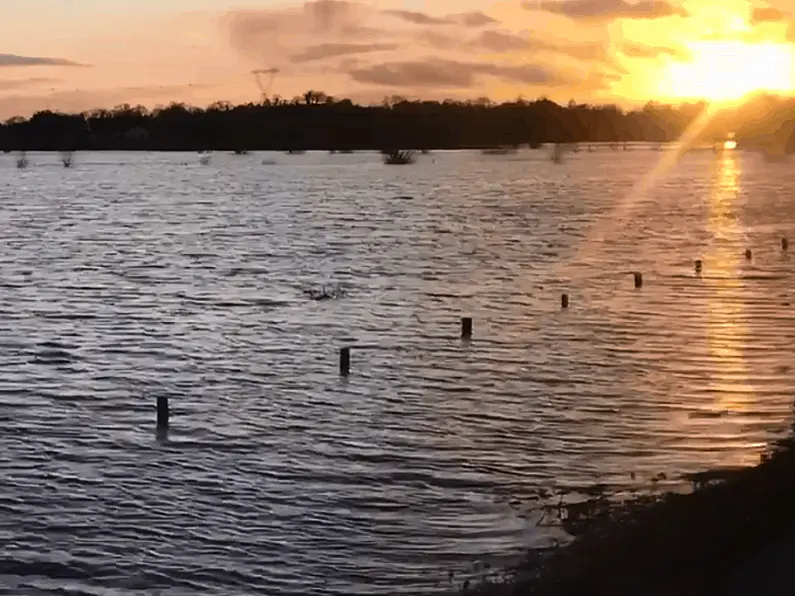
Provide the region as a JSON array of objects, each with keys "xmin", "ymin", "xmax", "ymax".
[
  {"xmin": 3, "ymin": 143, "xmax": 669, "ymax": 153},
  {"xmin": 0, "ymin": 142, "xmax": 756, "ymax": 154},
  {"xmin": 459, "ymin": 422, "xmax": 795, "ymax": 596}
]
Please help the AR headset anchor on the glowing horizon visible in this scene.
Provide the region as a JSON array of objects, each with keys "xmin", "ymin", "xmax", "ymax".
[
  {"xmin": 656, "ymin": 41, "xmax": 795, "ymax": 104},
  {"xmin": 3, "ymin": 0, "xmax": 795, "ymax": 118}
]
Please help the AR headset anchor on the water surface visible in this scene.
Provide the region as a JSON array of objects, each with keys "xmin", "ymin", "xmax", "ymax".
[{"xmin": 1, "ymin": 148, "xmax": 794, "ymax": 595}]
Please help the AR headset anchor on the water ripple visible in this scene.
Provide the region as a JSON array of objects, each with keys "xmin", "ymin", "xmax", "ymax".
[{"xmin": 1, "ymin": 149, "xmax": 794, "ymax": 594}]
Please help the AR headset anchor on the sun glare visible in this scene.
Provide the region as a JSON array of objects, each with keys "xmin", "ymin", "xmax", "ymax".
[{"xmin": 659, "ymin": 41, "xmax": 795, "ymax": 103}]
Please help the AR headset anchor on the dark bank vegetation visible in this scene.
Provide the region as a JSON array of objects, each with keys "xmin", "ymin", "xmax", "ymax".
[
  {"xmin": 463, "ymin": 415, "xmax": 795, "ymax": 596},
  {"xmin": 382, "ymin": 149, "xmax": 416, "ymax": 164},
  {"xmin": 3, "ymin": 91, "xmax": 795, "ymax": 152}
]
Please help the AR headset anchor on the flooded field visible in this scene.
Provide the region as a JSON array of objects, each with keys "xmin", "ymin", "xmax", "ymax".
[{"xmin": 1, "ymin": 147, "xmax": 794, "ymax": 595}]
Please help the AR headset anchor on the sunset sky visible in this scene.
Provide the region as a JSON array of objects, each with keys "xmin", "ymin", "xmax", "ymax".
[{"xmin": 2, "ymin": 0, "xmax": 795, "ymax": 118}]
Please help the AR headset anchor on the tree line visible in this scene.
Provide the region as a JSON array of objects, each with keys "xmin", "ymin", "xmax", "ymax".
[{"xmin": 0, "ymin": 91, "xmax": 793, "ymax": 152}]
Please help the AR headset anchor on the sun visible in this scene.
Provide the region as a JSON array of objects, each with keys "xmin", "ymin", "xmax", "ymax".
[{"xmin": 657, "ymin": 41, "xmax": 795, "ymax": 104}]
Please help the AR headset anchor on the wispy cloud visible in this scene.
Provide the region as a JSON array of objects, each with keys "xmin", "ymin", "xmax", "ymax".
[
  {"xmin": 222, "ymin": 2, "xmax": 386, "ymax": 66},
  {"xmin": 531, "ymin": 0, "xmax": 690, "ymax": 21},
  {"xmin": 0, "ymin": 77, "xmax": 56, "ymax": 91},
  {"xmin": 348, "ymin": 58, "xmax": 561, "ymax": 87},
  {"xmin": 219, "ymin": 0, "xmax": 638, "ymax": 101},
  {"xmin": 383, "ymin": 9, "xmax": 498, "ymax": 27},
  {"xmin": 474, "ymin": 30, "xmax": 627, "ymax": 74},
  {"xmin": 478, "ymin": 30, "xmax": 534, "ymax": 52},
  {"xmin": 384, "ymin": 10, "xmax": 452, "ymax": 26},
  {"xmin": 221, "ymin": 1, "xmax": 512, "ymax": 65},
  {"xmin": 0, "ymin": 54, "xmax": 88, "ymax": 68},
  {"xmin": 6, "ymin": 0, "xmax": 794, "ymax": 119},
  {"xmin": 457, "ymin": 12, "xmax": 498, "ymax": 27},
  {"xmin": 620, "ymin": 42, "xmax": 689, "ymax": 60},
  {"xmin": 290, "ymin": 42, "xmax": 397, "ymax": 63}
]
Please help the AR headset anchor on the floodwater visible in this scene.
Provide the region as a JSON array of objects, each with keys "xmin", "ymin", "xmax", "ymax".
[{"xmin": 1, "ymin": 147, "xmax": 794, "ymax": 595}]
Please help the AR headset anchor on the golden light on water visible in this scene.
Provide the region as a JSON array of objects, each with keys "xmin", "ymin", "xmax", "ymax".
[
  {"xmin": 724, "ymin": 140, "xmax": 737, "ymax": 150},
  {"xmin": 658, "ymin": 41, "xmax": 795, "ymax": 104},
  {"xmin": 706, "ymin": 150, "xmax": 753, "ymax": 416}
]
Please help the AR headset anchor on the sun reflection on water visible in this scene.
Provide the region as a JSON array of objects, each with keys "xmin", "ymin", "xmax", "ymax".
[{"xmin": 706, "ymin": 150, "xmax": 754, "ymax": 417}]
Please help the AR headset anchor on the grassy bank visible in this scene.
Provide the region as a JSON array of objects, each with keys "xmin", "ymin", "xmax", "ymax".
[{"xmin": 462, "ymin": 425, "xmax": 795, "ymax": 596}]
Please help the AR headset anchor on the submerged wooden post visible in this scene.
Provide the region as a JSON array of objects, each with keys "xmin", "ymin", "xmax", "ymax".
[
  {"xmin": 695, "ymin": 259, "xmax": 702, "ymax": 274},
  {"xmin": 745, "ymin": 248, "xmax": 752, "ymax": 260},
  {"xmin": 461, "ymin": 317, "xmax": 473, "ymax": 339},
  {"xmin": 783, "ymin": 237, "xmax": 789, "ymax": 251},
  {"xmin": 561, "ymin": 293, "xmax": 569, "ymax": 309},
  {"xmin": 339, "ymin": 347, "xmax": 350, "ymax": 376},
  {"xmin": 633, "ymin": 272, "xmax": 643, "ymax": 288},
  {"xmin": 157, "ymin": 396, "xmax": 169, "ymax": 429}
]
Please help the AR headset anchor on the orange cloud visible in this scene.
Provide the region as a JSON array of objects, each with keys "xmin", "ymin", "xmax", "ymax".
[
  {"xmin": 290, "ymin": 43, "xmax": 399, "ymax": 63},
  {"xmin": 3, "ymin": 0, "xmax": 795, "ymax": 119},
  {"xmin": 750, "ymin": 6, "xmax": 791, "ymax": 24},
  {"xmin": 221, "ymin": 0, "xmax": 626, "ymax": 102},
  {"xmin": 348, "ymin": 58, "xmax": 563, "ymax": 87},
  {"xmin": 619, "ymin": 42, "xmax": 691, "ymax": 59},
  {"xmin": 382, "ymin": 10, "xmax": 496, "ymax": 27},
  {"xmin": 748, "ymin": 3, "xmax": 795, "ymax": 39},
  {"xmin": 531, "ymin": 0, "xmax": 689, "ymax": 21}
]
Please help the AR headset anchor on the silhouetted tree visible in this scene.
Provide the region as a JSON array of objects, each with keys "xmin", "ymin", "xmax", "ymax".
[{"xmin": 0, "ymin": 91, "xmax": 788, "ymax": 152}]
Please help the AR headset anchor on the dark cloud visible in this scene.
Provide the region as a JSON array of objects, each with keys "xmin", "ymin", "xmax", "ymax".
[
  {"xmin": 221, "ymin": 0, "xmax": 633, "ymax": 94},
  {"xmin": 479, "ymin": 30, "xmax": 534, "ymax": 52},
  {"xmin": 223, "ymin": 2, "xmax": 504, "ymax": 68},
  {"xmin": 384, "ymin": 10, "xmax": 452, "ymax": 25},
  {"xmin": 620, "ymin": 42, "xmax": 688, "ymax": 59},
  {"xmin": 224, "ymin": 2, "xmax": 371, "ymax": 44},
  {"xmin": 417, "ymin": 30, "xmax": 468, "ymax": 51},
  {"xmin": 222, "ymin": 9, "xmax": 289, "ymax": 62},
  {"xmin": 303, "ymin": 0, "xmax": 365, "ymax": 32},
  {"xmin": 457, "ymin": 12, "xmax": 498, "ymax": 27},
  {"xmin": 385, "ymin": 9, "xmax": 498, "ymax": 27},
  {"xmin": 416, "ymin": 28, "xmax": 624, "ymax": 75},
  {"xmin": 348, "ymin": 58, "xmax": 560, "ymax": 88},
  {"xmin": 346, "ymin": 58, "xmax": 620, "ymax": 100},
  {"xmin": 291, "ymin": 42, "xmax": 397, "ymax": 63},
  {"xmin": 488, "ymin": 63, "xmax": 563, "ymax": 85},
  {"xmin": 550, "ymin": 40, "xmax": 615, "ymax": 65},
  {"xmin": 0, "ymin": 54, "xmax": 87, "ymax": 68},
  {"xmin": 350, "ymin": 60, "xmax": 475, "ymax": 87},
  {"xmin": 476, "ymin": 31, "xmax": 625, "ymax": 73},
  {"xmin": 533, "ymin": 0, "xmax": 689, "ymax": 21},
  {"xmin": 222, "ymin": 2, "xmax": 390, "ymax": 66}
]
